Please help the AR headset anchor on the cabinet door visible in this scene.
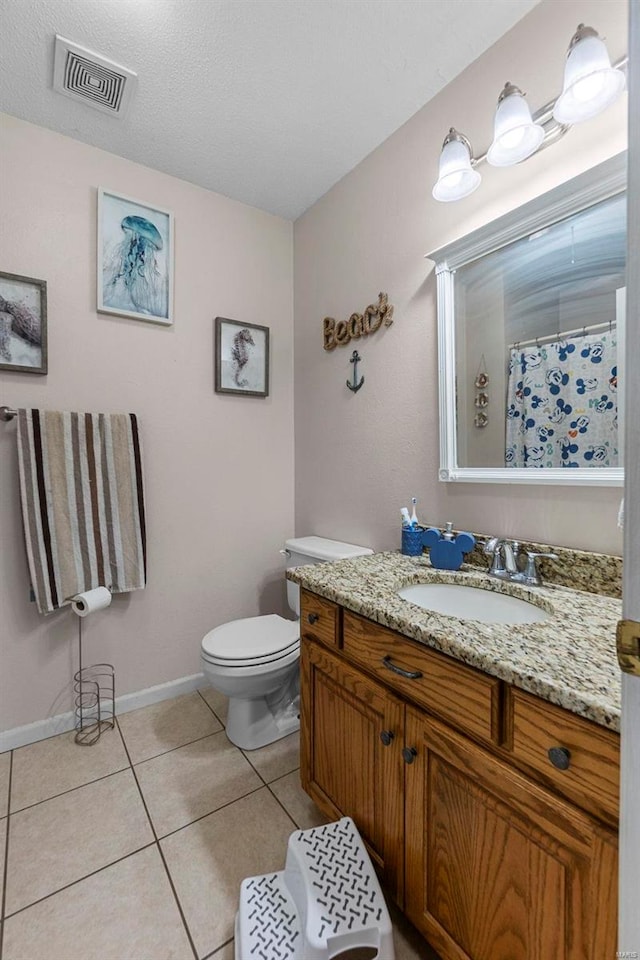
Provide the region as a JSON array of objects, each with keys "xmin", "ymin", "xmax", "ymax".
[
  {"xmin": 300, "ymin": 639, "xmax": 405, "ymax": 902},
  {"xmin": 404, "ymin": 708, "xmax": 617, "ymax": 960}
]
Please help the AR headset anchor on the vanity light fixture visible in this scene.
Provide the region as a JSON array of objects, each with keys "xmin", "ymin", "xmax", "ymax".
[
  {"xmin": 486, "ymin": 83, "xmax": 544, "ymax": 167},
  {"xmin": 432, "ymin": 24, "xmax": 626, "ymax": 202},
  {"xmin": 553, "ymin": 24, "xmax": 626, "ymax": 124},
  {"xmin": 431, "ymin": 128, "xmax": 482, "ymax": 202}
]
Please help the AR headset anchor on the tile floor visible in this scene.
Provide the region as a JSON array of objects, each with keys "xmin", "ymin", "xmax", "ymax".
[{"xmin": 0, "ymin": 688, "xmax": 439, "ymax": 960}]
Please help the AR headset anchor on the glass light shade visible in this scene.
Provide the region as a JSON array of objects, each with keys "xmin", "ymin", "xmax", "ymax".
[
  {"xmin": 432, "ymin": 134, "xmax": 481, "ymax": 202},
  {"xmin": 486, "ymin": 87, "xmax": 544, "ymax": 166},
  {"xmin": 553, "ymin": 29, "xmax": 625, "ymax": 124}
]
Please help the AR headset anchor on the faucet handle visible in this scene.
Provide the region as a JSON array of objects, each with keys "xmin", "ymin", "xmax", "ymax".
[
  {"xmin": 483, "ymin": 536, "xmax": 499, "ymax": 555},
  {"xmin": 522, "ymin": 551, "xmax": 559, "ymax": 585}
]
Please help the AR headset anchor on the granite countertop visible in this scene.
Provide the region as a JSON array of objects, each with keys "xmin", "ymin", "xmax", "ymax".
[{"xmin": 288, "ymin": 551, "xmax": 622, "ymax": 732}]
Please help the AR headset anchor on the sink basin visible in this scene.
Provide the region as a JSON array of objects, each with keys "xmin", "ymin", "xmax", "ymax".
[{"xmin": 397, "ymin": 583, "xmax": 552, "ymax": 624}]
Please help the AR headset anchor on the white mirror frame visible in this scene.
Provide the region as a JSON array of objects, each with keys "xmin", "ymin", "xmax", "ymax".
[{"xmin": 428, "ymin": 152, "xmax": 626, "ymax": 486}]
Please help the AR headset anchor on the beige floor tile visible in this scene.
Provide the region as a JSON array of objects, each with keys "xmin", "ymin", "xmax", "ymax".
[
  {"xmin": 135, "ymin": 731, "xmax": 262, "ymax": 837},
  {"xmin": 118, "ymin": 692, "xmax": 222, "ymax": 764},
  {"xmin": 0, "ymin": 751, "xmax": 10, "ymax": 817},
  {"xmin": 242, "ymin": 730, "xmax": 300, "ymax": 782},
  {"xmin": 161, "ymin": 787, "xmax": 294, "ymax": 958},
  {"xmin": 207, "ymin": 940, "xmax": 234, "ymax": 960},
  {"xmin": 2, "ymin": 845, "xmax": 193, "ymax": 960},
  {"xmin": 269, "ymin": 769, "xmax": 329, "ymax": 829},
  {"xmin": 10, "ymin": 726, "xmax": 129, "ymax": 812},
  {"xmin": 199, "ymin": 687, "xmax": 228, "ymax": 725},
  {"xmin": 5, "ymin": 769, "xmax": 154, "ymax": 915}
]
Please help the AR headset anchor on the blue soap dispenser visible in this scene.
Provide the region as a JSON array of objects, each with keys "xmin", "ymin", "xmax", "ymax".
[{"xmin": 423, "ymin": 522, "xmax": 475, "ymax": 571}]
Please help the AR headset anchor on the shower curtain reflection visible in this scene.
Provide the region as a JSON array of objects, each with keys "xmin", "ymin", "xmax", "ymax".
[{"xmin": 505, "ymin": 329, "xmax": 618, "ymax": 468}]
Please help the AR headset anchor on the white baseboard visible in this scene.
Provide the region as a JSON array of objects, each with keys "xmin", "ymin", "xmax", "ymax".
[{"xmin": 0, "ymin": 673, "xmax": 208, "ymax": 753}]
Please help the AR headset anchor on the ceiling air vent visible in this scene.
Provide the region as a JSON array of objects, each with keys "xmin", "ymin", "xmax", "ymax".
[{"xmin": 53, "ymin": 35, "xmax": 137, "ymax": 117}]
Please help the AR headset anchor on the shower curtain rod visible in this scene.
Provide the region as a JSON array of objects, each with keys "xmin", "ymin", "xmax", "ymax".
[{"xmin": 509, "ymin": 319, "xmax": 615, "ymax": 352}]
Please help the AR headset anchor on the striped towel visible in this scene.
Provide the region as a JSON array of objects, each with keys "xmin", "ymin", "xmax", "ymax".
[{"xmin": 16, "ymin": 409, "xmax": 146, "ymax": 615}]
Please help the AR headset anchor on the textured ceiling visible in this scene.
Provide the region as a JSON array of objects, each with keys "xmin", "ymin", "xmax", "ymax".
[{"xmin": 0, "ymin": 0, "xmax": 539, "ymax": 219}]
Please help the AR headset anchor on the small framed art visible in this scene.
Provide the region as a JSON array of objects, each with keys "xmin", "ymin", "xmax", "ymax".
[
  {"xmin": 0, "ymin": 271, "xmax": 47, "ymax": 374},
  {"xmin": 215, "ymin": 317, "xmax": 270, "ymax": 397},
  {"xmin": 97, "ymin": 188, "xmax": 174, "ymax": 325}
]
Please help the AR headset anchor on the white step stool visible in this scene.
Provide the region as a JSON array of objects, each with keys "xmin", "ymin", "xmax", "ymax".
[{"xmin": 235, "ymin": 817, "xmax": 395, "ymax": 960}]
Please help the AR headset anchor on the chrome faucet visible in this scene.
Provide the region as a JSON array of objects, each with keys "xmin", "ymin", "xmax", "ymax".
[
  {"xmin": 484, "ymin": 537, "xmax": 519, "ymax": 580},
  {"xmin": 516, "ymin": 549, "xmax": 559, "ymax": 586},
  {"xmin": 484, "ymin": 538, "xmax": 558, "ymax": 586}
]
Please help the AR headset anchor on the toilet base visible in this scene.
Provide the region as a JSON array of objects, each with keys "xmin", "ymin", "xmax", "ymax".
[{"xmin": 225, "ymin": 671, "xmax": 300, "ymax": 750}]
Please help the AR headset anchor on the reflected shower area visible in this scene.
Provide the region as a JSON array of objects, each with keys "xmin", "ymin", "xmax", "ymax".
[{"xmin": 454, "ymin": 192, "xmax": 626, "ymax": 469}]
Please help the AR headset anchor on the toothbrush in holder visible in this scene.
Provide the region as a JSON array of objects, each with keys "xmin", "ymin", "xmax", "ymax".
[{"xmin": 410, "ymin": 497, "xmax": 418, "ymax": 528}]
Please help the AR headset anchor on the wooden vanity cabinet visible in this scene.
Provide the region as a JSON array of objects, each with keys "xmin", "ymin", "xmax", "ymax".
[
  {"xmin": 405, "ymin": 709, "xmax": 617, "ymax": 960},
  {"xmin": 299, "ymin": 589, "xmax": 619, "ymax": 960},
  {"xmin": 300, "ymin": 639, "xmax": 405, "ymax": 903}
]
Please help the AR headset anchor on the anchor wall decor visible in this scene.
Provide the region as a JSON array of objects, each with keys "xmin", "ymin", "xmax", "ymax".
[
  {"xmin": 323, "ymin": 292, "xmax": 394, "ymax": 351},
  {"xmin": 347, "ymin": 350, "xmax": 364, "ymax": 393}
]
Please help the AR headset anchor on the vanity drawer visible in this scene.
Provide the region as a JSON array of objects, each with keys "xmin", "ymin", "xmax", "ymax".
[
  {"xmin": 342, "ymin": 611, "xmax": 500, "ymax": 744},
  {"xmin": 300, "ymin": 590, "xmax": 340, "ymax": 648},
  {"xmin": 508, "ymin": 688, "xmax": 620, "ymax": 824}
]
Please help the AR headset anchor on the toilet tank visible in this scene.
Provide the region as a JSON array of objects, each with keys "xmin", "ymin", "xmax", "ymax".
[{"xmin": 284, "ymin": 536, "xmax": 373, "ymax": 616}]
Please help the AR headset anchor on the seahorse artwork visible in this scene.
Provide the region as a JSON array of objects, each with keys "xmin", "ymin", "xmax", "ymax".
[
  {"xmin": 231, "ymin": 328, "xmax": 256, "ymax": 387},
  {"xmin": 0, "ymin": 294, "xmax": 41, "ymax": 363},
  {"xmin": 103, "ymin": 215, "xmax": 168, "ymax": 318}
]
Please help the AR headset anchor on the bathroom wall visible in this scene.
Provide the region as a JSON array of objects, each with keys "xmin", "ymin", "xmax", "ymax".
[
  {"xmin": 0, "ymin": 114, "xmax": 294, "ymax": 732},
  {"xmin": 294, "ymin": 0, "xmax": 628, "ymax": 556}
]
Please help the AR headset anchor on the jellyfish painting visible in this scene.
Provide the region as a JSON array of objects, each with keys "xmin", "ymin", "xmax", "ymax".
[
  {"xmin": 102, "ymin": 213, "xmax": 169, "ymax": 318},
  {"xmin": 99, "ymin": 192, "xmax": 173, "ymax": 323},
  {"xmin": 231, "ymin": 328, "xmax": 256, "ymax": 387}
]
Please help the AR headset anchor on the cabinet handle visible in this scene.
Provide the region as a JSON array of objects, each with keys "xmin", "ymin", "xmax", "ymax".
[
  {"xmin": 382, "ymin": 655, "xmax": 423, "ymax": 680},
  {"xmin": 402, "ymin": 746, "xmax": 418, "ymax": 764},
  {"xmin": 307, "ymin": 613, "xmax": 319, "ymax": 624},
  {"xmin": 379, "ymin": 730, "xmax": 394, "ymax": 746},
  {"xmin": 548, "ymin": 746, "xmax": 571, "ymax": 771}
]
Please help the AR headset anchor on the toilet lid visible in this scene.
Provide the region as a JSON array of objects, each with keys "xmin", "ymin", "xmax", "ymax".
[{"xmin": 201, "ymin": 614, "xmax": 299, "ymax": 664}]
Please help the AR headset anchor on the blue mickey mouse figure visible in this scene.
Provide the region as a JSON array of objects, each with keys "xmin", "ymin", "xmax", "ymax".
[
  {"xmin": 570, "ymin": 415, "xmax": 590, "ymax": 434},
  {"xmin": 546, "ymin": 367, "xmax": 570, "ymax": 395},
  {"xmin": 423, "ymin": 527, "xmax": 476, "ymax": 571},
  {"xmin": 560, "ymin": 437, "xmax": 579, "ymax": 461},
  {"xmin": 594, "ymin": 394, "xmax": 614, "ymax": 414},
  {"xmin": 555, "ymin": 340, "xmax": 576, "ymax": 361},
  {"xmin": 584, "ymin": 445, "xmax": 608, "ymax": 463},
  {"xmin": 523, "ymin": 445, "xmax": 545, "ymax": 464},
  {"xmin": 548, "ymin": 397, "xmax": 573, "ymax": 423},
  {"xmin": 581, "ymin": 341, "xmax": 604, "ymax": 363},
  {"xmin": 576, "ymin": 377, "xmax": 598, "ymax": 395}
]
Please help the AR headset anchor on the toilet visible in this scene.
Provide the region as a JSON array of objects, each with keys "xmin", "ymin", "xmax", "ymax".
[{"xmin": 201, "ymin": 536, "xmax": 372, "ymax": 750}]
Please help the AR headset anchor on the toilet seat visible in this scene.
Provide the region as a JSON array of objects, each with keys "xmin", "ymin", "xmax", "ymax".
[{"xmin": 201, "ymin": 614, "xmax": 299, "ymax": 668}]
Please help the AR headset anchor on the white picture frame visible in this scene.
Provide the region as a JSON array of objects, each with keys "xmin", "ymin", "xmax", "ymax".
[{"xmin": 97, "ymin": 188, "xmax": 174, "ymax": 325}]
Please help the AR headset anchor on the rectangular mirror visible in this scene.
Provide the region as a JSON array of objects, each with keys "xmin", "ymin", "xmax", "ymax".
[{"xmin": 429, "ymin": 153, "xmax": 626, "ymax": 485}]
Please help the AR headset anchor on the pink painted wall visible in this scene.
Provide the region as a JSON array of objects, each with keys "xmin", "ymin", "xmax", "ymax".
[
  {"xmin": 294, "ymin": 0, "xmax": 628, "ymax": 557},
  {"xmin": 0, "ymin": 115, "xmax": 294, "ymax": 731}
]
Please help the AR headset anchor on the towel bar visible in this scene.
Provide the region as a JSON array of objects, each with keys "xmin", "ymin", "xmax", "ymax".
[{"xmin": 0, "ymin": 406, "xmax": 17, "ymax": 421}]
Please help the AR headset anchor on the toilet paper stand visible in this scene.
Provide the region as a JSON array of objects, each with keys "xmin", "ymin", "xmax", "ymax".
[{"xmin": 73, "ymin": 616, "xmax": 115, "ymax": 746}]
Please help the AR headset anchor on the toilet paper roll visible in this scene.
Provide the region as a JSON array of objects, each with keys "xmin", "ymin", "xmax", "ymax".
[{"xmin": 70, "ymin": 586, "xmax": 112, "ymax": 618}]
